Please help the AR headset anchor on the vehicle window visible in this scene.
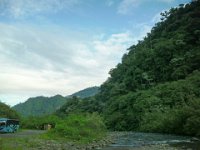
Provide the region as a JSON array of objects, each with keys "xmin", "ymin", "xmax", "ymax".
[{"xmin": 0, "ymin": 122, "xmax": 6, "ymax": 126}]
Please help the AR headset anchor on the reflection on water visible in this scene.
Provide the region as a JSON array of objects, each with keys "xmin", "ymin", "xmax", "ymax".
[{"xmin": 100, "ymin": 132, "xmax": 200, "ymax": 150}]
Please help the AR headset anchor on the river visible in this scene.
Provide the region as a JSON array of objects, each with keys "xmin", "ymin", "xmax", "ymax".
[{"xmin": 100, "ymin": 132, "xmax": 200, "ymax": 150}]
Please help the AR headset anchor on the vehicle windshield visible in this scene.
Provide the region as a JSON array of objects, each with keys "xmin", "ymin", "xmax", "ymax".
[
  {"xmin": 0, "ymin": 121, "xmax": 6, "ymax": 126},
  {"xmin": 7, "ymin": 120, "xmax": 19, "ymax": 125}
]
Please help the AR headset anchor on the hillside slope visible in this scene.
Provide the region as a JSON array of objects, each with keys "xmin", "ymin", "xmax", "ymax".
[
  {"xmin": 56, "ymin": 1, "xmax": 200, "ymax": 136},
  {"xmin": 69, "ymin": 86, "xmax": 100, "ymax": 98},
  {"xmin": 13, "ymin": 95, "xmax": 67, "ymax": 117},
  {"xmin": 100, "ymin": 1, "xmax": 200, "ymax": 136},
  {"xmin": 0, "ymin": 101, "xmax": 19, "ymax": 119}
]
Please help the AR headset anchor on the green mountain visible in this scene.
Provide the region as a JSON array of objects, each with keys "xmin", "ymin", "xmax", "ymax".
[
  {"xmin": 13, "ymin": 95, "xmax": 67, "ymax": 117},
  {"xmin": 56, "ymin": 1, "xmax": 200, "ymax": 136},
  {"xmin": 69, "ymin": 86, "xmax": 100, "ymax": 98},
  {"xmin": 0, "ymin": 101, "xmax": 20, "ymax": 119},
  {"xmin": 13, "ymin": 86, "xmax": 100, "ymax": 117}
]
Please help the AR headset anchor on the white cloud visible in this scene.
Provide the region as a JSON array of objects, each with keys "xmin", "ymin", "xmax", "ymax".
[
  {"xmin": 158, "ymin": 0, "xmax": 175, "ymax": 3},
  {"xmin": 0, "ymin": 23, "xmax": 139, "ymax": 106},
  {"xmin": 106, "ymin": 0, "xmax": 115, "ymax": 7},
  {"xmin": 0, "ymin": 0, "xmax": 80, "ymax": 18},
  {"xmin": 93, "ymin": 32, "xmax": 133, "ymax": 56},
  {"xmin": 118, "ymin": 0, "xmax": 175, "ymax": 15},
  {"xmin": 118, "ymin": 0, "xmax": 141, "ymax": 15},
  {"xmin": 152, "ymin": 12, "xmax": 162, "ymax": 23}
]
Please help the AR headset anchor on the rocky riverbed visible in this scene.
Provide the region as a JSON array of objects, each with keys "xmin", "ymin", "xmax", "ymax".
[
  {"xmin": 28, "ymin": 132, "xmax": 200, "ymax": 150},
  {"xmin": 28, "ymin": 132, "xmax": 115, "ymax": 150},
  {"xmin": 101, "ymin": 132, "xmax": 200, "ymax": 150},
  {"xmin": 1, "ymin": 131, "xmax": 200, "ymax": 150}
]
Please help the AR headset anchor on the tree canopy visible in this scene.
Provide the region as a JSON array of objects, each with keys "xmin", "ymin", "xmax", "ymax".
[{"xmin": 0, "ymin": 101, "xmax": 20, "ymax": 119}]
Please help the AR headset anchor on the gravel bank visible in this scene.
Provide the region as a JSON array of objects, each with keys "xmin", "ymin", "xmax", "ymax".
[
  {"xmin": 1, "ymin": 131, "xmax": 197, "ymax": 150},
  {"xmin": 29, "ymin": 132, "xmax": 183, "ymax": 150}
]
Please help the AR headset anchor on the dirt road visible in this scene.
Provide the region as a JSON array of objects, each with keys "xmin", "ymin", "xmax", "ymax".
[{"xmin": 0, "ymin": 130, "xmax": 46, "ymax": 138}]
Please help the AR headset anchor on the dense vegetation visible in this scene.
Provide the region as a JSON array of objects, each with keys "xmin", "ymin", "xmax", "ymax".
[
  {"xmin": 45, "ymin": 113, "xmax": 106, "ymax": 143},
  {"xmin": 20, "ymin": 113, "xmax": 106, "ymax": 144},
  {"xmin": 103, "ymin": 71, "xmax": 200, "ymax": 136},
  {"xmin": 55, "ymin": 96, "xmax": 102, "ymax": 117},
  {"xmin": 13, "ymin": 86, "xmax": 99, "ymax": 117},
  {"xmin": 21, "ymin": 115, "xmax": 60, "ymax": 129},
  {"xmin": 0, "ymin": 101, "xmax": 20, "ymax": 119},
  {"xmin": 56, "ymin": 1, "xmax": 200, "ymax": 136}
]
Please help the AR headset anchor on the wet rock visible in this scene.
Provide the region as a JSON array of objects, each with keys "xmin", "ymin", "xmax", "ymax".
[{"xmin": 191, "ymin": 137, "xmax": 200, "ymax": 141}]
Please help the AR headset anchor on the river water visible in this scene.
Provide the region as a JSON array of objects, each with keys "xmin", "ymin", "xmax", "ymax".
[{"xmin": 100, "ymin": 132, "xmax": 200, "ymax": 150}]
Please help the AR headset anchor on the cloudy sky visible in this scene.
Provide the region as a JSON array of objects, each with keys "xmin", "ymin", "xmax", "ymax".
[{"xmin": 0, "ymin": 0, "xmax": 190, "ymax": 106}]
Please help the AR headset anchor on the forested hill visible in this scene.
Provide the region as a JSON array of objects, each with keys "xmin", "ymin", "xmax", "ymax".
[
  {"xmin": 13, "ymin": 95, "xmax": 67, "ymax": 117},
  {"xmin": 68, "ymin": 86, "xmax": 100, "ymax": 98},
  {"xmin": 12, "ymin": 86, "xmax": 99, "ymax": 117},
  {"xmin": 100, "ymin": 1, "xmax": 200, "ymax": 98},
  {"xmin": 99, "ymin": 1, "xmax": 200, "ymax": 135},
  {"xmin": 56, "ymin": 1, "xmax": 200, "ymax": 136},
  {"xmin": 0, "ymin": 102, "xmax": 19, "ymax": 119}
]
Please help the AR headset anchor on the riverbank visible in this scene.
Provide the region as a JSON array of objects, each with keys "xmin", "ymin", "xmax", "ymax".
[
  {"xmin": 0, "ymin": 130, "xmax": 113, "ymax": 150},
  {"xmin": 1, "ymin": 131, "xmax": 199, "ymax": 150},
  {"xmin": 101, "ymin": 132, "xmax": 200, "ymax": 150},
  {"xmin": 0, "ymin": 132, "xmax": 126, "ymax": 150},
  {"xmin": 102, "ymin": 144, "xmax": 179, "ymax": 150}
]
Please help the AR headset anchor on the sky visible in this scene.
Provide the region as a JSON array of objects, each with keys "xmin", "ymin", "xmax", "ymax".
[{"xmin": 0, "ymin": 0, "xmax": 190, "ymax": 106}]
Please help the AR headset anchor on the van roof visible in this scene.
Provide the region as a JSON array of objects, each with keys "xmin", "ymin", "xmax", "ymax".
[
  {"xmin": 0, "ymin": 118, "xmax": 19, "ymax": 121},
  {"xmin": 0, "ymin": 118, "xmax": 8, "ymax": 121}
]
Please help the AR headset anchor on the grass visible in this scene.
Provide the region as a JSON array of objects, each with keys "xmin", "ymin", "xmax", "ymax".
[
  {"xmin": 0, "ymin": 113, "xmax": 107, "ymax": 149},
  {"xmin": 0, "ymin": 136, "xmax": 40, "ymax": 150},
  {"xmin": 41, "ymin": 113, "xmax": 107, "ymax": 144}
]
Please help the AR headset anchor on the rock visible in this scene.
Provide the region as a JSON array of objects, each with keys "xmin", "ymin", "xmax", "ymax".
[{"xmin": 191, "ymin": 137, "xmax": 200, "ymax": 141}]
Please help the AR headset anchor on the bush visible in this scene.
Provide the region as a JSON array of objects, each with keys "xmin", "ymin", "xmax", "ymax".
[
  {"xmin": 46, "ymin": 113, "xmax": 106, "ymax": 143},
  {"xmin": 139, "ymin": 108, "xmax": 186, "ymax": 134},
  {"xmin": 0, "ymin": 102, "xmax": 20, "ymax": 119},
  {"xmin": 183, "ymin": 98, "xmax": 200, "ymax": 136},
  {"xmin": 21, "ymin": 115, "xmax": 60, "ymax": 129}
]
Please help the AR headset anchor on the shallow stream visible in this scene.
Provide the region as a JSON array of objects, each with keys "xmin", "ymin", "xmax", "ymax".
[{"xmin": 101, "ymin": 132, "xmax": 200, "ymax": 150}]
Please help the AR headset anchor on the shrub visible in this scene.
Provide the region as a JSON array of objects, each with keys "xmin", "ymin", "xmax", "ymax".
[
  {"xmin": 21, "ymin": 115, "xmax": 60, "ymax": 129},
  {"xmin": 46, "ymin": 113, "xmax": 106, "ymax": 143}
]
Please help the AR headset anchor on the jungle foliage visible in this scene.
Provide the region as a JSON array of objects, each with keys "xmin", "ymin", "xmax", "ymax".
[
  {"xmin": 21, "ymin": 113, "xmax": 106, "ymax": 143},
  {"xmin": 45, "ymin": 113, "xmax": 106, "ymax": 143},
  {"xmin": 0, "ymin": 102, "xmax": 20, "ymax": 119}
]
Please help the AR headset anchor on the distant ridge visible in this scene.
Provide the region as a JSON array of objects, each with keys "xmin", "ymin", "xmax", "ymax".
[
  {"xmin": 68, "ymin": 86, "xmax": 100, "ymax": 98},
  {"xmin": 12, "ymin": 95, "xmax": 67, "ymax": 117},
  {"xmin": 12, "ymin": 86, "xmax": 100, "ymax": 117}
]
